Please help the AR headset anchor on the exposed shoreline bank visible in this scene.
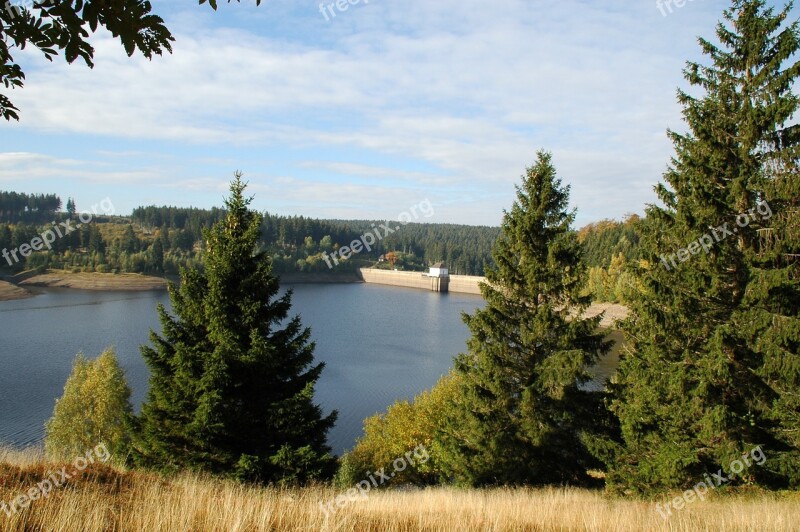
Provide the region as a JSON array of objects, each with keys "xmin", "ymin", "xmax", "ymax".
[
  {"xmin": 14, "ymin": 271, "xmax": 168, "ymax": 295},
  {"xmin": 0, "ymin": 270, "xmax": 630, "ymax": 327},
  {"xmin": 0, "ymin": 280, "xmax": 32, "ymax": 301}
]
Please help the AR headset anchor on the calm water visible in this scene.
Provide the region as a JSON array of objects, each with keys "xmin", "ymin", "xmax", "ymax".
[
  {"xmin": 0, "ymin": 283, "xmax": 620, "ymax": 455},
  {"xmin": 0, "ymin": 283, "xmax": 486, "ymax": 455}
]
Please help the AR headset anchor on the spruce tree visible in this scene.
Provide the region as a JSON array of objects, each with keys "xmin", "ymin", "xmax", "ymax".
[
  {"xmin": 436, "ymin": 152, "xmax": 610, "ymax": 486},
  {"xmin": 136, "ymin": 173, "xmax": 336, "ymax": 484},
  {"xmin": 606, "ymin": 0, "xmax": 800, "ymax": 492}
]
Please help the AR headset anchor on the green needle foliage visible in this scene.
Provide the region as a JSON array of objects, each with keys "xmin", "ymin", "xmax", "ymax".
[
  {"xmin": 605, "ymin": 0, "xmax": 800, "ymax": 493},
  {"xmin": 135, "ymin": 173, "xmax": 336, "ymax": 485},
  {"xmin": 435, "ymin": 151, "xmax": 610, "ymax": 486}
]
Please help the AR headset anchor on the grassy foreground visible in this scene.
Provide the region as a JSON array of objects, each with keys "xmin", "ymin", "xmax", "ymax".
[{"xmin": 1, "ymin": 449, "xmax": 799, "ymax": 531}]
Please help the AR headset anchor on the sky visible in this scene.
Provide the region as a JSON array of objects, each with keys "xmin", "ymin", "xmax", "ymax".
[{"xmin": 0, "ymin": 0, "xmax": 796, "ymax": 227}]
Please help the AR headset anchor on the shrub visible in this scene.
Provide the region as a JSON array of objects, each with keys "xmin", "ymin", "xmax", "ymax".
[
  {"xmin": 336, "ymin": 372, "xmax": 462, "ymax": 487},
  {"xmin": 45, "ymin": 348, "xmax": 134, "ymax": 463}
]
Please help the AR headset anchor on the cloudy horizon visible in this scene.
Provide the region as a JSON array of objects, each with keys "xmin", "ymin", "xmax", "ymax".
[{"xmin": 1, "ymin": 0, "xmax": 793, "ymax": 227}]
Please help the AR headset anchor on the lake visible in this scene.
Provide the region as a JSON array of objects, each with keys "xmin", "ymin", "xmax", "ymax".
[{"xmin": 0, "ymin": 283, "xmax": 621, "ymax": 455}]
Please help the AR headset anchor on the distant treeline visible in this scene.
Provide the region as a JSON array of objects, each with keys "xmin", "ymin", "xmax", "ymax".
[
  {"xmin": 0, "ymin": 191, "xmax": 61, "ymax": 223},
  {"xmin": 577, "ymin": 215, "xmax": 642, "ymax": 303},
  {"xmin": 577, "ymin": 215, "xmax": 641, "ymax": 267},
  {"xmin": 319, "ymin": 219, "xmax": 500, "ymax": 276},
  {"xmin": 2, "ymin": 194, "xmax": 643, "ymax": 297},
  {"xmin": 130, "ymin": 206, "xmax": 501, "ymax": 275}
]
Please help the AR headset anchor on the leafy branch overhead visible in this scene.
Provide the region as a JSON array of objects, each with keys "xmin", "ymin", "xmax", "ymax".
[{"xmin": 0, "ymin": 0, "xmax": 261, "ymax": 121}]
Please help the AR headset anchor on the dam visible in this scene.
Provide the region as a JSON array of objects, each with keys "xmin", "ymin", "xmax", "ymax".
[
  {"xmin": 357, "ymin": 267, "xmax": 484, "ymax": 295},
  {"xmin": 355, "ymin": 267, "xmax": 628, "ymax": 329}
]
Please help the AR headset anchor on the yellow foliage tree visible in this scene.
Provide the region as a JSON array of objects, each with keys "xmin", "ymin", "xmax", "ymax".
[
  {"xmin": 337, "ymin": 372, "xmax": 463, "ymax": 486},
  {"xmin": 45, "ymin": 348, "xmax": 134, "ymax": 462}
]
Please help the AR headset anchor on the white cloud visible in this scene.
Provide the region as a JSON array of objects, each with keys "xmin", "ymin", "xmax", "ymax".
[{"xmin": 0, "ymin": 0, "xmax": 752, "ymax": 225}]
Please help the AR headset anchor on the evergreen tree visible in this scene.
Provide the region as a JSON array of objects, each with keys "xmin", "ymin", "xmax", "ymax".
[
  {"xmin": 150, "ymin": 237, "xmax": 164, "ymax": 273},
  {"xmin": 0, "ymin": 224, "xmax": 10, "ymax": 253},
  {"xmin": 136, "ymin": 173, "xmax": 336, "ymax": 484},
  {"xmin": 121, "ymin": 225, "xmax": 139, "ymax": 254},
  {"xmin": 160, "ymin": 226, "xmax": 171, "ymax": 251},
  {"xmin": 435, "ymin": 152, "xmax": 610, "ymax": 486},
  {"xmin": 86, "ymin": 224, "xmax": 105, "ymax": 253},
  {"xmin": 605, "ymin": 0, "xmax": 800, "ymax": 493}
]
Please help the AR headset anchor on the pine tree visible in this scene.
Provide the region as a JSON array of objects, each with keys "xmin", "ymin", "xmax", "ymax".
[
  {"xmin": 65, "ymin": 198, "xmax": 76, "ymax": 218},
  {"xmin": 88, "ymin": 225, "xmax": 105, "ymax": 254},
  {"xmin": 606, "ymin": 0, "xmax": 800, "ymax": 493},
  {"xmin": 150, "ymin": 237, "xmax": 164, "ymax": 273},
  {"xmin": 135, "ymin": 173, "xmax": 336, "ymax": 484},
  {"xmin": 0, "ymin": 224, "xmax": 11, "ymax": 253},
  {"xmin": 121, "ymin": 225, "xmax": 139, "ymax": 254},
  {"xmin": 435, "ymin": 152, "xmax": 610, "ymax": 486}
]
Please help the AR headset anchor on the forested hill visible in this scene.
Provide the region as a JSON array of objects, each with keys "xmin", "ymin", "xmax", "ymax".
[
  {"xmin": 132, "ymin": 207, "xmax": 501, "ymax": 276},
  {"xmin": 3, "ymin": 197, "xmax": 641, "ymax": 292},
  {"xmin": 577, "ymin": 215, "xmax": 642, "ymax": 303},
  {"xmin": 131, "ymin": 206, "xmax": 635, "ymax": 277},
  {"xmin": 318, "ymin": 219, "xmax": 500, "ymax": 276}
]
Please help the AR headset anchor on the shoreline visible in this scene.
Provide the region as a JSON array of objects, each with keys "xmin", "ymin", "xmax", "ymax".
[
  {"xmin": 278, "ymin": 272, "xmax": 362, "ymax": 284},
  {"xmin": 0, "ymin": 270, "xmax": 631, "ymax": 327},
  {"xmin": 0, "ymin": 280, "xmax": 32, "ymax": 301},
  {"xmin": 16, "ymin": 271, "xmax": 168, "ymax": 295}
]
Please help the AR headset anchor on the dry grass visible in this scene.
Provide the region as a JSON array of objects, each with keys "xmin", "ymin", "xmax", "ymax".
[{"xmin": 0, "ymin": 450, "xmax": 798, "ymax": 531}]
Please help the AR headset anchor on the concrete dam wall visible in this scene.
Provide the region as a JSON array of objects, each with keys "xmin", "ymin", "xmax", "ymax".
[
  {"xmin": 357, "ymin": 269, "xmax": 628, "ymax": 328},
  {"xmin": 357, "ymin": 269, "xmax": 484, "ymax": 295},
  {"xmin": 446, "ymin": 275, "xmax": 484, "ymax": 295}
]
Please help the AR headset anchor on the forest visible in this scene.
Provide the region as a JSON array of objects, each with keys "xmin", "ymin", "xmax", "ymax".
[
  {"xmin": 0, "ymin": 191, "xmax": 62, "ymax": 224},
  {"xmin": 0, "ymin": 195, "xmax": 635, "ymax": 302}
]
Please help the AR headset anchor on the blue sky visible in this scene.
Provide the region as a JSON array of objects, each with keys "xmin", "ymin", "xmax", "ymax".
[{"xmin": 0, "ymin": 0, "xmax": 794, "ymax": 226}]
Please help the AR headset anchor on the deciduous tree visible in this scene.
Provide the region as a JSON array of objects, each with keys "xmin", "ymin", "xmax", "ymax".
[{"xmin": 45, "ymin": 348, "xmax": 134, "ymax": 462}]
